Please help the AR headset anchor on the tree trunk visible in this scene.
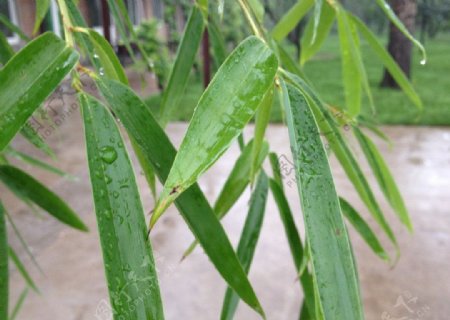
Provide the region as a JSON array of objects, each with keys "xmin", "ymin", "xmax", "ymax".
[{"xmin": 381, "ymin": 0, "xmax": 417, "ymax": 88}]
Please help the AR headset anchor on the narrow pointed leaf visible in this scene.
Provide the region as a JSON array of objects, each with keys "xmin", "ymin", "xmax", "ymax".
[
  {"xmin": 271, "ymin": 0, "xmax": 314, "ymax": 42},
  {"xmin": 353, "ymin": 127, "xmax": 412, "ymax": 231},
  {"xmin": 221, "ymin": 171, "xmax": 268, "ymax": 320},
  {"xmin": 97, "ymin": 78, "xmax": 265, "ymax": 317},
  {"xmin": 280, "ymin": 79, "xmax": 363, "ymax": 319},
  {"xmin": 8, "ymin": 247, "xmax": 38, "ymax": 292},
  {"xmin": 300, "ymin": 2, "xmax": 335, "ymax": 66},
  {"xmin": 339, "ymin": 197, "xmax": 389, "ymax": 261},
  {"xmin": 0, "ymin": 201, "xmax": 8, "ymax": 320},
  {"xmin": 0, "ymin": 32, "xmax": 79, "ymax": 151},
  {"xmin": 159, "ymin": 6, "xmax": 205, "ymax": 125},
  {"xmin": 20, "ymin": 124, "xmax": 55, "ymax": 158},
  {"xmin": 311, "ymin": 0, "xmax": 324, "ymax": 43},
  {"xmin": 0, "ymin": 14, "xmax": 29, "ymax": 41},
  {"xmin": 208, "ymin": 18, "xmax": 227, "ymax": 69},
  {"xmin": 33, "ymin": 0, "xmax": 51, "ymax": 34},
  {"xmin": 281, "ymin": 70, "xmax": 398, "ymax": 248},
  {"xmin": 153, "ymin": 36, "xmax": 277, "ymax": 225},
  {"xmin": 268, "ymin": 152, "xmax": 284, "ymax": 189},
  {"xmin": 9, "ymin": 287, "xmax": 28, "ymax": 320},
  {"xmin": 350, "ymin": 14, "xmax": 422, "ymax": 109},
  {"xmin": 0, "ymin": 31, "xmax": 13, "ymax": 64},
  {"xmin": 375, "ymin": 0, "xmax": 426, "ymax": 62},
  {"xmin": 80, "ymin": 94, "xmax": 164, "ymax": 319},
  {"xmin": 0, "ymin": 165, "xmax": 87, "ymax": 231}
]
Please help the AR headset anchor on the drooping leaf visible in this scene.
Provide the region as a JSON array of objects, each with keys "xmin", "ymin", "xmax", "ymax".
[
  {"xmin": 353, "ymin": 127, "xmax": 413, "ymax": 231},
  {"xmin": 271, "ymin": 0, "xmax": 314, "ymax": 42},
  {"xmin": 280, "ymin": 79, "xmax": 364, "ymax": 319},
  {"xmin": 33, "ymin": 0, "xmax": 51, "ymax": 35},
  {"xmin": 268, "ymin": 178, "xmax": 315, "ymax": 318},
  {"xmin": 220, "ymin": 171, "xmax": 268, "ymax": 320},
  {"xmin": 300, "ymin": 2, "xmax": 335, "ymax": 66},
  {"xmin": 350, "ymin": 14, "xmax": 422, "ymax": 109},
  {"xmin": 20, "ymin": 124, "xmax": 55, "ymax": 158},
  {"xmin": 9, "ymin": 287, "xmax": 28, "ymax": 320},
  {"xmin": 0, "ymin": 30, "xmax": 14, "ymax": 64},
  {"xmin": 0, "ymin": 201, "xmax": 8, "ymax": 320},
  {"xmin": 86, "ymin": 29, "xmax": 128, "ymax": 85},
  {"xmin": 152, "ymin": 36, "xmax": 278, "ymax": 225},
  {"xmin": 0, "ymin": 32, "xmax": 79, "ymax": 151},
  {"xmin": 0, "ymin": 165, "xmax": 88, "ymax": 231},
  {"xmin": 311, "ymin": 0, "xmax": 323, "ymax": 44},
  {"xmin": 8, "ymin": 247, "xmax": 38, "ymax": 292},
  {"xmin": 374, "ymin": 0, "xmax": 426, "ymax": 63},
  {"xmin": 183, "ymin": 139, "xmax": 269, "ymax": 258},
  {"xmin": 268, "ymin": 152, "xmax": 284, "ymax": 189},
  {"xmin": 97, "ymin": 78, "xmax": 265, "ymax": 318},
  {"xmin": 159, "ymin": 6, "xmax": 205, "ymax": 125},
  {"xmin": 80, "ymin": 93, "xmax": 164, "ymax": 319},
  {"xmin": 281, "ymin": 70, "xmax": 398, "ymax": 249},
  {"xmin": 0, "ymin": 14, "xmax": 30, "ymax": 41},
  {"xmin": 339, "ymin": 197, "xmax": 389, "ymax": 261}
]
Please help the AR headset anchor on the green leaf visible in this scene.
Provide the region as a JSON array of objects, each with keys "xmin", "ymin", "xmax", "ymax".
[
  {"xmin": 208, "ymin": 18, "xmax": 228, "ymax": 69},
  {"xmin": 280, "ymin": 79, "xmax": 364, "ymax": 319},
  {"xmin": 9, "ymin": 287, "xmax": 28, "ymax": 320},
  {"xmin": 20, "ymin": 124, "xmax": 55, "ymax": 158},
  {"xmin": 339, "ymin": 197, "xmax": 390, "ymax": 261},
  {"xmin": 8, "ymin": 246, "xmax": 38, "ymax": 292},
  {"xmin": 300, "ymin": 2, "xmax": 335, "ymax": 66},
  {"xmin": 0, "ymin": 30, "xmax": 14, "ymax": 64},
  {"xmin": 281, "ymin": 70, "xmax": 398, "ymax": 250},
  {"xmin": 0, "ymin": 32, "xmax": 79, "ymax": 151},
  {"xmin": 269, "ymin": 178, "xmax": 316, "ymax": 318},
  {"xmin": 220, "ymin": 171, "xmax": 269, "ymax": 320},
  {"xmin": 268, "ymin": 152, "xmax": 283, "ymax": 189},
  {"xmin": 152, "ymin": 36, "xmax": 278, "ymax": 225},
  {"xmin": 0, "ymin": 165, "xmax": 88, "ymax": 231},
  {"xmin": 247, "ymin": 0, "xmax": 265, "ymax": 23},
  {"xmin": 251, "ymin": 87, "xmax": 273, "ymax": 183},
  {"xmin": 271, "ymin": 0, "xmax": 314, "ymax": 42},
  {"xmin": 0, "ymin": 201, "xmax": 8, "ymax": 320},
  {"xmin": 97, "ymin": 78, "xmax": 265, "ymax": 318},
  {"xmin": 33, "ymin": 0, "xmax": 51, "ymax": 35},
  {"xmin": 277, "ymin": 43, "xmax": 307, "ymax": 80},
  {"xmin": 79, "ymin": 93, "xmax": 164, "ymax": 319},
  {"xmin": 353, "ymin": 127, "xmax": 413, "ymax": 231},
  {"xmin": 0, "ymin": 14, "xmax": 30, "ymax": 42},
  {"xmin": 375, "ymin": 0, "xmax": 426, "ymax": 63},
  {"xmin": 87, "ymin": 29, "xmax": 128, "ymax": 85},
  {"xmin": 183, "ymin": 139, "xmax": 269, "ymax": 258},
  {"xmin": 350, "ymin": 14, "xmax": 422, "ymax": 109},
  {"xmin": 159, "ymin": 6, "xmax": 205, "ymax": 125},
  {"xmin": 311, "ymin": 0, "xmax": 323, "ymax": 44}
]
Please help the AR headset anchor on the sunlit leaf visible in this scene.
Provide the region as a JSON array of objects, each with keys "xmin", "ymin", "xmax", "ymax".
[
  {"xmin": 271, "ymin": 0, "xmax": 314, "ymax": 42},
  {"xmin": 0, "ymin": 165, "xmax": 88, "ymax": 231},
  {"xmin": 221, "ymin": 171, "xmax": 268, "ymax": 320},
  {"xmin": 353, "ymin": 127, "xmax": 413, "ymax": 231},
  {"xmin": 152, "ymin": 36, "xmax": 277, "ymax": 225},
  {"xmin": 97, "ymin": 78, "xmax": 265, "ymax": 317},
  {"xmin": 159, "ymin": 6, "xmax": 205, "ymax": 125},
  {"xmin": 0, "ymin": 32, "xmax": 79, "ymax": 151},
  {"xmin": 339, "ymin": 197, "xmax": 390, "ymax": 261},
  {"xmin": 280, "ymin": 78, "xmax": 364, "ymax": 318},
  {"xmin": 80, "ymin": 93, "xmax": 164, "ymax": 319}
]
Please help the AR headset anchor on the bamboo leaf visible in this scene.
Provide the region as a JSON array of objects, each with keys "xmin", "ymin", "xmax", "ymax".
[
  {"xmin": 152, "ymin": 36, "xmax": 277, "ymax": 225},
  {"xmin": 86, "ymin": 29, "xmax": 128, "ymax": 85},
  {"xmin": 282, "ymin": 70, "xmax": 398, "ymax": 249},
  {"xmin": 33, "ymin": 0, "xmax": 51, "ymax": 35},
  {"xmin": 0, "ymin": 31, "xmax": 14, "ymax": 64},
  {"xmin": 97, "ymin": 78, "xmax": 265, "ymax": 317},
  {"xmin": 271, "ymin": 0, "xmax": 314, "ymax": 42},
  {"xmin": 300, "ymin": 2, "xmax": 335, "ymax": 66},
  {"xmin": 9, "ymin": 287, "xmax": 28, "ymax": 320},
  {"xmin": 80, "ymin": 93, "xmax": 164, "ymax": 319},
  {"xmin": 280, "ymin": 79, "xmax": 364, "ymax": 319},
  {"xmin": 20, "ymin": 124, "xmax": 55, "ymax": 158},
  {"xmin": 0, "ymin": 32, "xmax": 79, "ymax": 151},
  {"xmin": 350, "ymin": 14, "xmax": 422, "ymax": 109},
  {"xmin": 339, "ymin": 197, "xmax": 390, "ymax": 261},
  {"xmin": 208, "ymin": 18, "xmax": 228, "ymax": 69},
  {"xmin": 0, "ymin": 165, "xmax": 88, "ymax": 231},
  {"xmin": 159, "ymin": 6, "xmax": 205, "ymax": 125},
  {"xmin": 374, "ymin": 0, "xmax": 426, "ymax": 63},
  {"xmin": 311, "ymin": 0, "xmax": 323, "ymax": 44},
  {"xmin": 220, "ymin": 171, "xmax": 268, "ymax": 320},
  {"xmin": 0, "ymin": 14, "xmax": 30, "ymax": 41},
  {"xmin": 8, "ymin": 247, "xmax": 38, "ymax": 292},
  {"xmin": 0, "ymin": 201, "xmax": 8, "ymax": 320},
  {"xmin": 268, "ymin": 152, "xmax": 284, "ymax": 189},
  {"xmin": 353, "ymin": 127, "xmax": 413, "ymax": 231}
]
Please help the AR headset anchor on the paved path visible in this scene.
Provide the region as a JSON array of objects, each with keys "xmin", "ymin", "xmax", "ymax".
[{"xmin": 3, "ymin": 108, "xmax": 449, "ymax": 319}]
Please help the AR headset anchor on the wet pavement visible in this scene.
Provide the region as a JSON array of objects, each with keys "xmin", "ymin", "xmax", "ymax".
[{"xmin": 3, "ymin": 104, "xmax": 450, "ymax": 319}]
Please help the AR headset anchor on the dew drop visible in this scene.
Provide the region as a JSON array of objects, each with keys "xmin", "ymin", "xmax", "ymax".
[{"xmin": 99, "ymin": 146, "xmax": 118, "ymax": 164}]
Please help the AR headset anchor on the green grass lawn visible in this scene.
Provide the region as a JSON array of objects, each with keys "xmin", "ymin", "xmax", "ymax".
[{"xmin": 146, "ymin": 34, "xmax": 450, "ymax": 125}]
